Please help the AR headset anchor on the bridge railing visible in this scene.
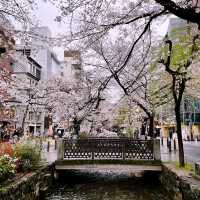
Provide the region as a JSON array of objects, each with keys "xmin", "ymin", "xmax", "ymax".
[{"xmin": 57, "ymin": 138, "xmax": 161, "ymax": 161}]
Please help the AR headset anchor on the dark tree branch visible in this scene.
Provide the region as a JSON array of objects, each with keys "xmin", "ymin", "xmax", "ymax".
[{"xmin": 155, "ymin": 0, "xmax": 200, "ymax": 26}]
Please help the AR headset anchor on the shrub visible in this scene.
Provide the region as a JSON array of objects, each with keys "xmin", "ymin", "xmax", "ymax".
[
  {"xmin": 14, "ymin": 142, "xmax": 41, "ymax": 171},
  {"xmin": 0, "ymin": 143, "xmax": 14, "ymax": 157},
  {"xmin": 0, "ymin": 155, "xmax": 18, "ymax": 183},
  {"xmin": 79, "ymin": 132, "xmax": 88, "ymax": 139}
]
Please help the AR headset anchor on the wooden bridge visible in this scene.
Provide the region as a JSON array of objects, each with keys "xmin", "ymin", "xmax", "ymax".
[{"xmin": 55, "ymin": 138, "xmax": 162, "ymax": 172}]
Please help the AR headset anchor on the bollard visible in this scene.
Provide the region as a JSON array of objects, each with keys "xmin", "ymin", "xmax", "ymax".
[
  {"xmin": 57, "ymin": 138, "xmax": 64, "ymax": 160},
  {"xmin": 55, "ymin": 139, "xmax": 57, "ymax": 150},
  {"xmin": 153, "ymin": 139, "xmax": 161, "ymax": 161},
  {"xmin": 167, "ymin": 138, "xmax": 169, "ymax": 148},
  {"xmin": 173, "ymin": 139, "xmax": 176, "ymax": 151},
  {"xmin": 168, "ymin": 139, "xmax": 171, "ymax": 152},
  {"xmin": 47, "ymin": 141, "xmax": 50, "ymax": 152}
]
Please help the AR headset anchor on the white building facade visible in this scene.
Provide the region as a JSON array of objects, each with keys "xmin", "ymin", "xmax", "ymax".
[
  {"xmin": 30, "ymin": 26, "xmax": 61, "ymax": 80},
  {"xmin": 12, "ymin": 49, "xmax": 45, "ymax": 135},
  {"xmin": 61, "ymin": 50, "xmax": 82, "ymax": 83}
]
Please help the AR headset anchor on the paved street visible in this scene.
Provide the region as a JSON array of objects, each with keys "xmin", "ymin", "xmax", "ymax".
[{"xmin": 161, "ymin": 140, "xmax": 200, "ymax": 164}]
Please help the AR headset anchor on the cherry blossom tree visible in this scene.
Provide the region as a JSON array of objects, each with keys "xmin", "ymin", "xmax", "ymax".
[{"xmin": 35, "ymin": 71, "xmax": 107, "ymax": 136}]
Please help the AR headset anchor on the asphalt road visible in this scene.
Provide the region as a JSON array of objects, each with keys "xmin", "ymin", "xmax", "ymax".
[
  {"xmin": 161, "ymin": 140, "xmax": 200, "ymax": 164},
  {"xmin": 183, "ymin": 141, "xmax": 200, "ymax": 163}
]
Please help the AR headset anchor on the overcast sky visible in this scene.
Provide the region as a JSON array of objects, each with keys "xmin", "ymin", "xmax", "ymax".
[
  {"xmin": 33, "ymin": 1, "xmax": 169, "ymax": 61},
  {"xmin": 33, "ymin": 1, "xmax": 68, "ymax": 60}
]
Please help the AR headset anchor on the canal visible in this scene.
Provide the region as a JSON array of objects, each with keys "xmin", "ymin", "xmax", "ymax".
[{"xmin": 43, "ymin": 171, "xmax": 171, "ymax": 200}]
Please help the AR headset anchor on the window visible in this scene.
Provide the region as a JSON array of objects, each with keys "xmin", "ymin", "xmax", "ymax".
[
  {"xmin": 32, "ymin": 66, "xmax": 35, "ymax": 75},
  {"xmin": 30, "ymin": 80, "xmax": 33, "ymax": 85},
  {"xmin": 27, "ymin": 78, "xmax": 31, "ymax": 85},
  {"xmin": 36, "ymin": 112, "xmax": 42, "ymax": 121},
  {"xmin": 30, "ymin": 63, "xmax": 33, "ymax": 74},
  {"xmin": 30, "ymin": 63, "xmax": 35, "ymax": 75},
  {"xmin": 29, "ymin": 111, "xmax": 34, "ymax": 121},
  {"xmin": 73, "ymin": 64, "xmax": 81, "ymax": 70},
  {"xmin": 36, "ymin": 68, "xmax": 41, "ymax": 80}
]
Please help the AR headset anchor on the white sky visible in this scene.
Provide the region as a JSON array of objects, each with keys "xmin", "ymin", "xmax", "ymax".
[{"xmin": 33, "ymin": 1, "xmax": 66, "ymax": 60}]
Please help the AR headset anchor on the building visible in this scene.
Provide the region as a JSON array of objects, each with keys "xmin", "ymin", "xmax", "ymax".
[
  {"xmin": 29, "ymin": 26, "xmax": 61, "ymax": 80},
  {"xmin": 181, "ymin": 96, "xmax": 200, "ymax": 140},
  {"xmin": 14, "ymin": 48, "xmax": 41, "ymax": 83},
  {"xmin": 12, "ymin": 48, "xmax": 44, "ymax": 135},
  {"xmin": 61, "ymin": 50, "xmax": 82, "ymax": 83},
  {"xmin": 11, "ymin": 26, "xmax": 62, "ymax": 135}
]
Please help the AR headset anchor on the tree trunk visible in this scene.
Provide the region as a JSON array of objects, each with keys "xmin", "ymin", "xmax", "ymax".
[
  {"xmin": 73, "ymin": 117, "xmax": 81, "ymax": 136},
  {"xmin": 22, "ymin": 104, "xmax": 29, "ymax": 134},
  {"xmin": 149, "ymin": 115, "xmax": 154, "ymax": 138},
  {"xmin": 175, "ymin": 104, "xmax": 185, "ymax": 167},
  {"xmin": 141, "ymin": 118, "xmax": 147, "ymax": 135},
  {"xmin": 89, "ymin": 120, "xmax": 94, "ymax": 135}
]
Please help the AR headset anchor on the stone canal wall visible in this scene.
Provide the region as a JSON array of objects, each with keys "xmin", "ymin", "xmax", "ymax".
[
  {"xmin": 0, "ymin": 164, "xmax": 54, "ymax": 200},
  {"xmin": 160, "ymin": 164, "xmax": 200, "ymax": 200}
]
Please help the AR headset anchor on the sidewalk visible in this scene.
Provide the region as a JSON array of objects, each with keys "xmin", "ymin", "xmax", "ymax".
[
  {"xmin": 161, "ymin": 138, "xmax": 179, "ymax": 163},
  {"xmin": 41, "ymin": 139, "xmax": 57, "ymax": 164}
]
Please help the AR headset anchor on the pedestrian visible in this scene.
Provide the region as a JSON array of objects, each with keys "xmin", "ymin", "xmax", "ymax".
[
  {"xmin": 34, "ymin": 131, "xmax": 39, "ymax": 137},
  {"xmin": 3, "ymin": 131, "xmax": 10, "ymax": 142},
  {"xmin": 57, "ymin": 130, "xmax": 62, "ymax": 138}
]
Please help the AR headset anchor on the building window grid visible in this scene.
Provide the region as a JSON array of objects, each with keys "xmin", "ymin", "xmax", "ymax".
[
  {"xmin": 29, "ymin": 111, "xmax": 34, "ymax": 121},
  {"xmin": 182, "ymin": 98, "xmax": 200, "ymax": 124},
  {"xmin": 36, "ymin": 112, "xmax": 42, "ymax": 121}
]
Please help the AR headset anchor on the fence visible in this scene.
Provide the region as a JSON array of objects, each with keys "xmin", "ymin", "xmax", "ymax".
[{"xmin": 57, "ymin": 138, "xmax": 161, "ymax": 161}]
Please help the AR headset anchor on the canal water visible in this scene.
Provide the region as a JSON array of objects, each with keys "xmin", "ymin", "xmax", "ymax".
[{"xmin": 44, "ymin": 171, "xmax": 171, "ymax": 200}]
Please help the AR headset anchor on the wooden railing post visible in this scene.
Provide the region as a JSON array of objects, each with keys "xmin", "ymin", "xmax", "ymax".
[
  {"xmin": 57, "ymin": 138, "xmax": 64, "ymax": 160},
  {"xmin": 153, "ymin": 139, "xmax": 161, "ymax": 161}
]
